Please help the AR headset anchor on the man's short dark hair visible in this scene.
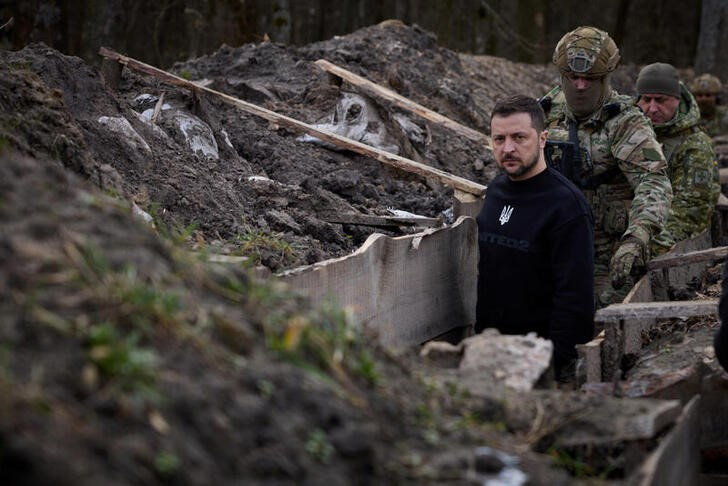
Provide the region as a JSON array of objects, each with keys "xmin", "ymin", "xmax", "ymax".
[{"xmin": 490, "ymin": 95, "xmax": 546, "ymax": 132}]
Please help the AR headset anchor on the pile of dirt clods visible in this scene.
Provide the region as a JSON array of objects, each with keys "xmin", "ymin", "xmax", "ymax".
[{"xmin": 0, "ymin": 20, "xmax": 716, "ymax": 485}]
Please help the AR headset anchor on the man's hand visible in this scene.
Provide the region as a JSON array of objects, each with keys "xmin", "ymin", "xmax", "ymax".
[{"xmin": 609, "ymin": 237, "xmax": 648, "ymax": 289}]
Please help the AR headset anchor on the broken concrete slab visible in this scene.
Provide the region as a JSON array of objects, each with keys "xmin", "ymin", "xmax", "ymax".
[{"xmin": 458, "ymin": 329, "xmax": 553, "ymax": 392}]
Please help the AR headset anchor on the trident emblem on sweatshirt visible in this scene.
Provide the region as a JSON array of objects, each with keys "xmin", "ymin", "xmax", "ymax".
[{"xmin": 499, "ymin": 205, "xmax": 514, "ymax": 225}]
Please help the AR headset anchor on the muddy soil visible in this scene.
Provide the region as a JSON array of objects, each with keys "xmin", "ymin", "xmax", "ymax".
[
  {"xmin": 1, "ymin": 20, "xmax": 723, "ymax": 485},
  {"xmin": 1, "ymin": 21, "xmax": 561, "ymax": 273}
]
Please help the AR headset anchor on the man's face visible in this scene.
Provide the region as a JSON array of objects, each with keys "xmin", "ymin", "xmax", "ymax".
[
  {"xmin": 694, "ymin": 92, "xmax": 717, "ymax": 117},
  {"xmin": 491, "ymin": 112, "xmax": 547, "ymax": 181},
  {"xmin": 561, "ymin": 73, "xmax": 605, "ymax": 117},
  {"xmin": 637, "ymin": 94, "xmax": 680, "ymax": 125}
]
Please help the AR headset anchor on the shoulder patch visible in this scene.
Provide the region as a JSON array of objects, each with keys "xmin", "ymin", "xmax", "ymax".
[{"xmin": 642, "ymin": 147, "xmax": 663, "ymax": 161}]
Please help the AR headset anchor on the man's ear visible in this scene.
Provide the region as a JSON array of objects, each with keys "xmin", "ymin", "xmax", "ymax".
[{"xmin": 539, "ymin": 130, "xmax": 548, "ymax": 148}]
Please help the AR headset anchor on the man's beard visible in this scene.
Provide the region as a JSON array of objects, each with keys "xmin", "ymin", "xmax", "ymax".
[{"xmin": 501, "ymin": 150, "xmax": 540, "ymax": 178}]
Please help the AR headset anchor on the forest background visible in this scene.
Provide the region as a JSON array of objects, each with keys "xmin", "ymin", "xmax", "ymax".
[{"xmin": 5, "ymin": 0, "xmax": 728, "ymax": 78}]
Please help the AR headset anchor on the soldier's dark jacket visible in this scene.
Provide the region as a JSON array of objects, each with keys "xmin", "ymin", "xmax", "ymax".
[{"xmin": 645, "ymin": 83, "xmax": 720, "ymax": 254}]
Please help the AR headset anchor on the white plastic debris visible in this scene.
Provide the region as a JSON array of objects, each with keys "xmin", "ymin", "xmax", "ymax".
[
  {"xmin": 170, "ymin": 111, "xmax": 219, "ymax": 160},
  {"xmin": 298, "ymin": 92, "xmax": 400, "ymax": 154},
  {"xmin": 387, "ymin": 207, "xmax": 429, "ymax": 219},
  {"xmin": 220, "ymin": 128, "xmax": 235, "ymax": 149},
  {"xmin": 472, "ymin": 446, "xmax": 528, "ymax": 486},
  {"xmin": 131, "ymin": 202, "xmax": 155, "ymax": 227},
  {"xmin": 97, "ymin": 116, "xmax": 151, "ymax": 156},
  {"xmin": 139, "ymin": 105, "xmax": 172, "ymax": 123}
]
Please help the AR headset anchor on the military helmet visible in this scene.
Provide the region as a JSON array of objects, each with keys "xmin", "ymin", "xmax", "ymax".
[
  {"xmin": 689, "ymin": 74, "xmax": 722, "ymax": 95},
  {"xmin": 552, "ymin": 26, "xmax": 620, "ymax": 76}
]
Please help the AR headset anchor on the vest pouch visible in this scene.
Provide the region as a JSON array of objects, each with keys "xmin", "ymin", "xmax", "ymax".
[{"xmin": 602, "ymin": 200, "xmax": 629, "ymax": 235}]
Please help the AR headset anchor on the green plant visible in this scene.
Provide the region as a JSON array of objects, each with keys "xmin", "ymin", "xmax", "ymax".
[
  {"xmin": 116, "ymin": 266, "xmax": 182, "ymax": 329},
  {"xmin": 179, "ymin": 69, "xmax": 192, "ymax": 80},
  {"xmin": 154, "ymin": 450, "xmax": 181, "ymax": 477},
  {"xmin": 233, "ymin": 230, "xmax": 296, "ymax": 267},
  {"xmin": 257, "ymin": 379, "xmax": 275, "ymax": 398},
  {"xmin": 548, "ymin": 446, "xmax": 619, "ymax": 479},
  {"xmin": 87, "ymin": 322, "xmax": 160, "ymax": 401},
  {"xmin": 145, "ymin": 203, "xmax": 199, "ymax": 246},
  {"xmin": 305, "ymin": 428, "xmax": 334, "ymax": 464}
]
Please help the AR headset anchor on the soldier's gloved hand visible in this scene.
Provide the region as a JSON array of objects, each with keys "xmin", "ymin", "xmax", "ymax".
[{"xmin": 609, "ymin": 237, "xmax": 648, "ymax": 289}]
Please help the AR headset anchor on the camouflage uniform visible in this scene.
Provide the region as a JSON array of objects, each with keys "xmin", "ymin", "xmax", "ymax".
[
  {"xmin": 689, "ymin": 74, "xmax": 728, "ymax": 138},
  {"xmin": 542, "ymin": 86, "xmax": 673, "ymax": 305},
  {"xmin": 698, "ymin": 104, "xmax": 728, "ymax": 138},
  {"xmin": 646, "ymin": 83, "xmax": 720, "ymax": 254}
]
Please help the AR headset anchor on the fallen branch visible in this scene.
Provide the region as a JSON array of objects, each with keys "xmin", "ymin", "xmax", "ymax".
[
  {"xmin": 315, "ymin": 59, "xmax": 492, "ymax": 149},
  {"xmin": 98, "ymin": 47, "xmax": 486, "ymax": 197}
]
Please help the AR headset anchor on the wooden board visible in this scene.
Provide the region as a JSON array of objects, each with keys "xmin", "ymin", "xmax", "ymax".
[
  {"xmin": 647, "ymin": 244, "xmax": 728, "ymax": 271},
  {"xmin": 99, "ymin": 47, "xmax": 486, "ymax": 197},
  {"xmin": 321, "ymin": 212, "xmax": 442, "ymax": 228},
  {"xmin": 622, "ymin": 273, "xmax": 657, "ymax": 356},
  {"xmin": 595, "ymin": 300, "xmax": 718, "ymax": 323},
  {"xmin": 630, "ymin": 395, "xmax": 700, "ymax": 486},
  {"xmin": 315, "ymin": 59, "xmax": 492, "ymax": 149},
  {"xmin": 277, "ymin": 216, "xmax": 478, "ymax": 346}
]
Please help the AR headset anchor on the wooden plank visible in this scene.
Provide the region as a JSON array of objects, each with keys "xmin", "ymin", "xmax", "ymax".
[
  {"xmin": 647, "ymin": 245, "xmax": 728, "ymax": 270},
  {"xmin": 99, "ymin": 47, "xmax": 486, "ymax": 197},
  {"xmin": 576, "ymin": 338, "xmax": 603, "ymax": 384},
  {"xmin": 315, "ymin": 59, "xmax": 492, "ymax": 149},
  {"xmin": 631, "ymin": 396, "xmax": 700, "ymax": 486},
  {"xmin": 595, "ymin": 300, "xmax": 718, "ymax": 323},
  {"xmin": 453, "ymin": 189, "xmax": 485, "ymax": 219},
  {"xmin": 321, "ymin": 212, "xmax": 442, "ymax": 228},
  {"xmin": 720, "ymin": 167, "xmax": 728, "ymax": 184},
  {"xmin": 277, "ymin": 216, "xmax": 478, "ymax": 346},
  {"xmin": 623, "ymin": 273, "xmax": 656, "ymax": 355}
]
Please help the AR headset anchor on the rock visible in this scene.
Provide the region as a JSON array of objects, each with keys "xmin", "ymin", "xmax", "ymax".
[{"xmin": 459, "ymin": 329, "xmax": 553, "ymax": 392}]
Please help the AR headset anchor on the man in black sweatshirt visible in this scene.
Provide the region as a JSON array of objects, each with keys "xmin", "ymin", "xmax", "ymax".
[{"xmin": 475, "ymin": 94, "xmax": 595, "ymax": 383}]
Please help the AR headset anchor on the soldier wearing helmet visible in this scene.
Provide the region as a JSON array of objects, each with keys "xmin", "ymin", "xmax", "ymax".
[
  {"xmin": 541, "ymin": 26, "xmax": 672, "ymax": 307},
  {"xmin": 689, "ymin": 73, "xmax": 728, "ymax": 138}
]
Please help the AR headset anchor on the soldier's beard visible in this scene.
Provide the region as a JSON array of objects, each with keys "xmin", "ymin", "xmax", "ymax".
[
  {"xmin": 562, "ymin": 74, "xmax": 611, "ymax": 119},
  {"xmin": 697, "ymin": 99, "xmax": 716, "ymax": 117}
]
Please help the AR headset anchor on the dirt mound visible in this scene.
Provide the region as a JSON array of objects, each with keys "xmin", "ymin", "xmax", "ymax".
[{"xmin": 1, "ymin": 22, "xmax": 560, "ymax": 272}]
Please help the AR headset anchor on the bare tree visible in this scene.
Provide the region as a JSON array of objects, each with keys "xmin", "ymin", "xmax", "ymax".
[{"xmin": 695, "ymin": 0, "xmax": 728, "ymax": 78}]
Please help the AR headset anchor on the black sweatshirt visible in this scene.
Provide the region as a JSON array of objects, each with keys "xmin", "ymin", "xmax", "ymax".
[{"xmin": 475, "ymin": 167, "xmax": 595, "ymax": 365}]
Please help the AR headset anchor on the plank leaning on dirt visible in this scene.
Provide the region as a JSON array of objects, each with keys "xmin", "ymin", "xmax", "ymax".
[{"xmin": 98, "ymin": 47, "xmax": 486, "ymax": 198}]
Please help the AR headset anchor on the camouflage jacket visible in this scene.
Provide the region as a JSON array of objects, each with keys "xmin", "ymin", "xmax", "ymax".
[
  {"xmin": 648, "ymin": 83, "xmax": 720, "ymax": 252},
  {"xmin": 541, "ymin": 86, "xmax": 673, "ymax": 248},
  {"xmin": 698, "ymin": 104, "xmax": 728, "ymax": 139}
]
